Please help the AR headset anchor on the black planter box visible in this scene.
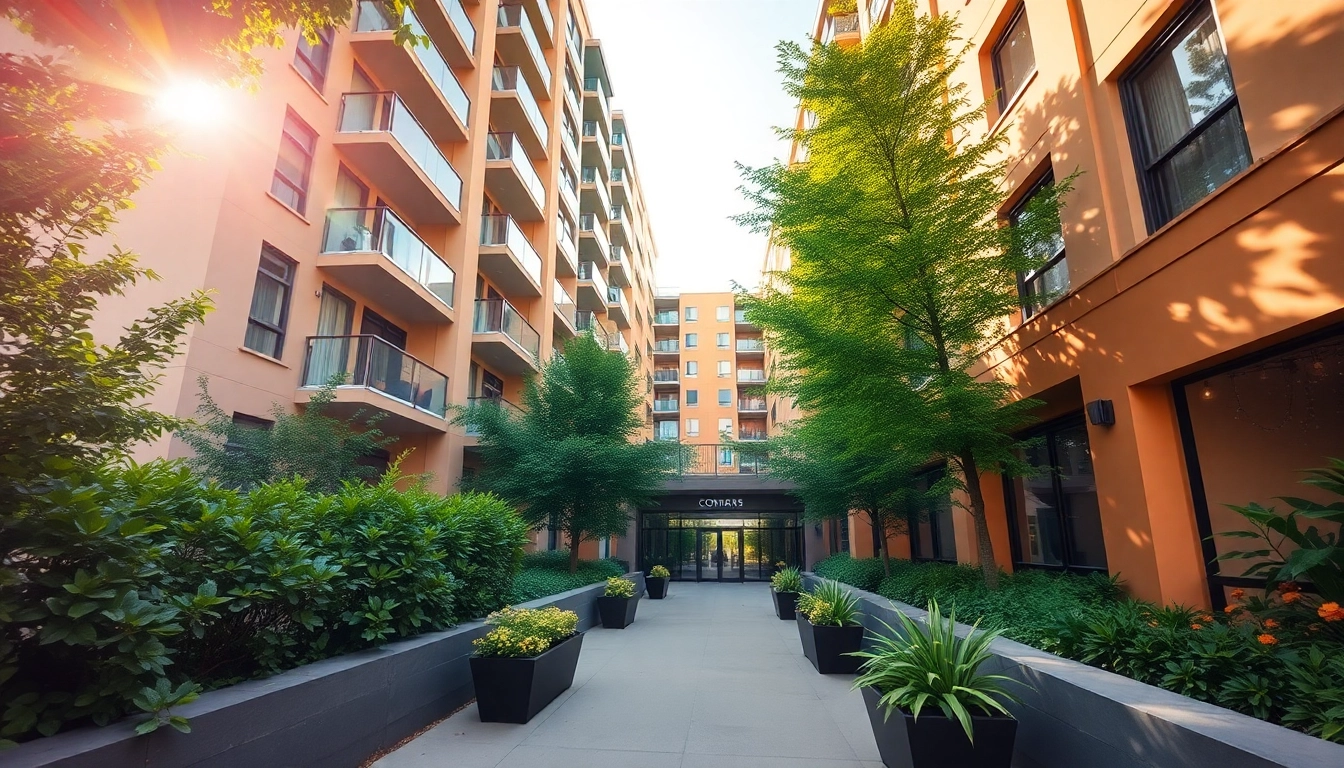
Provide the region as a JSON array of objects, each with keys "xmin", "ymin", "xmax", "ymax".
[
  {"xmin": 772, "ymin": 588, "xmax": 798, "ymax": 620},
  {"xmin": 645, "ymin": 576, "xmax": 669, "ymax": 599},
  {"xmin": 470, "ymin": 632, "xmax": 584, "ymax": 724},
  {"xmin": 597, "ymin": 594, "xmax": 639, "ymax": 628},
  {"xmin": 861, "ymin": 685, "xmax": 1017, "ymax": 768},
  {"xmin": 797, "ymin": 613, "xmax": 863, "ymax": 674}
]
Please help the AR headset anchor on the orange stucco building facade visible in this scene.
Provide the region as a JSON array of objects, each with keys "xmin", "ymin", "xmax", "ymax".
[{"xmin": 785, "ymin": 0, "xmax": 1344, "ymax": 607}]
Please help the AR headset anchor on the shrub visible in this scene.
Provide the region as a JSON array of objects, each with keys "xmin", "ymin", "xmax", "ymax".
[
  {"xmin": 472, "ymin": 606, "xmax": 579, "ymax": 659},
  {"xmin": 603, "ymin": 576, "xmax": 636, "ymax": 598},
  {"xmin": 813, "ymin": 553, "xmax": 887, "ymax": 592},
  {"xmin": 0, "ymin": 462, "xmax": 528, "ymax": 743},
  {"xmin": 509, "ymin": 552, "xmax": 628, "ymax": 603},
  {"xmin": 798, "ymin": 579, "xmax": 862, "ymax": 627},
  {"xmin": 771, "ymin": 567, "xmax": 804, "ymax": 593},
  {"xmin": 648, "ymin": 565, "xmax": 670, "ymax": 579}
]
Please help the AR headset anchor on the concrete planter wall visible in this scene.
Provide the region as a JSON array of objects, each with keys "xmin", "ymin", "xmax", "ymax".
[
  {"xmin": 803, "ymin": 574, "xmax": 1344, "ymax": 768},
  {"xmin": 7, "ymin": 572, "xmax": 644, "ymax": 768}
]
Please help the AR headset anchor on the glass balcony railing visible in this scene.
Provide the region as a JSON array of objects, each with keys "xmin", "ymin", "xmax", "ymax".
[
  {"xmin": 301, "ymin": 334, "xmax": 447, "ymax": 417},
  {"xmin": 739, "ymin": 428, "xmax": 768, "ymax": 441},
  {"xmin": 464, "ymin": 395, "xmax": 523, "ymax": 436},
  {"xmin": 575, "ymin": 309, "xmax": 599, "ymax": 333},
  {"xmin": 473, "ymin": 298, "xmax": 540, "ymax": 361},
  {"xmin": 581, "ymin": 165, "xmax": 597, "ymax": 183},
  {"xmin": 492, "ymin": 66, "xmax": 548, "ymax": 146},
  {"xmin": 608, "ymin": 331, "xmax": 629, "ymax": 355},
  {"xmin": 480, "ymin": 214, "xmax": 543, "ymax": 287},
  {"xmin": 607, "ymin": 285, "xmax": 622, "ymax": 305},
  {"xmin": 610, "ymin": 246, "xmax": 624, "ymax": 263},
  {"xmin": 653, "ymin": 368, "xmax": 679, "ymax": 382},
  {"xmin": 496, "ymin": 4, "xmax": 550, "ymax": 92},
  {"xmin": 578, "ymin": 260, "xmax": 608, "ymax": 300},
  {"xmin": 654, "ymin": 311, "xmax": 678, "ymax": 325},
  {"xmin": 739, "ymin": 399, "xmax": 767, "ymax": 411},
  {"xmin": 737, "ymin": 369, "xmax": 767, "ymax": 383},
  {"xmin": 566, "ymin": 18, "xmax": 582, "ymax": 64},
  {"xmin": 653, "ymin": 399, "xmax": 679, "ymax": 412},
  {"xmin": 337, "ymin": 92, "xmax": 463, "ymax": 208},
  {"xmin": 612, "ymin": 131, "xmax": 625, "ymax": 147},
  {"xmin": 485, "ymin": 132, "xmax": 544, "ymax": 208},
  {"xmin": 735, "ymin": 338, "xmax": 765, "ymax": 352},
  {"xmin": 448, "ymin": 0, "xmax": 477, "ymax": 53},
  {"xmin": 583, "ymin": 77, "xmax": 609, "ymax": 119},
  {"xmin": 553, "ymin": 279, "xmax": 577, "ymax": 328},
  {"xmin": 610, "ymin": 167, "xmax": 625, "ymax": 182},
  {"xmin": 609, "ymin": 205, "xmax": 624, "ymax": 221},
  {"xmin": 735, "ymin": 309, "xmax": 748, "ymax": 322},
  {"xmin": 321, "ymin": 207, "xmax": 455, "ymax": 308},
  {"xmin": 653, "ymin": 339, "xmax": 680, "ymax": 353},
  {"xmin": 582, "ymin": 120, "xmax": 599, "ymax": 138},
  {"xmin": 354, "ymin": 2, "xmax": 471, "ymax": 128}
]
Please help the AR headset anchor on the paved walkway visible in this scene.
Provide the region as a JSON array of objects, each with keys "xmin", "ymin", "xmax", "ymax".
[{"xmin": 375, "ymin": 582, "xmax": 884, "ymax": 768}]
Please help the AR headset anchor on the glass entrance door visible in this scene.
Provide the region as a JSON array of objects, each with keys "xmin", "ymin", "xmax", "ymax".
[{"xmin": 696, "ymin": 528, "xmax": 744, "ymax": 582}]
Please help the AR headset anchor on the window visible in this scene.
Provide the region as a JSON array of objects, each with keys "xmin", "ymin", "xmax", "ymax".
[
  {"xmin": 717, "ymin": 389, "xmax": 731, "ymax": 406},
  {"xmin": 717, "ymin": 360, "xmax": 731, "ymax": 378},
  {"xmin": 293, "ymin": 27, "xmax": 334, "ymax": 91},
  {"xmin": 716, "ymin": 306, "xmax": 730, "ymax": 322},
  {"xmin": 686, "ymin": 418, "xmax": 700, "ymax": 436},
  {"xmin": 271, "ymin": 111, "xmax": 318, "ymax": 214},
  {"xmin": 1011, "ymin": 171, "xmax": 1068, "ymax": 318},
  {"xmin": 718, "ymin": 418, "xmax": 733, "ymax": 436},
  {"xmin": 685, "ymin": 333, "xmax": 698, "ymax": 348},
  {"xmin": 686, "ymin": 389, "xmax": 699, "ymax": 406},
  {"xmin": 1004, "ymin": 416, "xmax": 1108, "ymax": 572},
  {"xmin": 1122, "ymin": 1, "xmax": 1250, "ymax": 230},
  {"xmin": 685, "ymin": 360, "xmax": 698, "ymax": 376},
  {"xmin": 655, "ymin": 420, "xmax": 679, "ymax": 441},
  {"xmin": 992, "ymin": 5, "xmax": 1036, "ymax": 112},
  {"xmin": 243, "ymin": 246, "xmax": 296, "ymax": 358},
  {"xmin": 684, "ymin": 306, "xmax": 698, "ymax": 322},
  {"xmin": 909, "ymin": 468, "xmax": 957, "ymax": 562},
  {"xmin": 718, "ymin": 446, "xmax": 734, "ymax": 466},
  {"xmin": 716, "ymin": 332, "xmax": 729, "ymax": 349}
]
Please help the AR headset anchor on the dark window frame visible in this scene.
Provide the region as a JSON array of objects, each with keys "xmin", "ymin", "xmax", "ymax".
[
  {"xmin": 244, "ymin": 245, "xmax": 297, "ymax": 358},
  {"xmin": 271, "ymin": 110, "xmax": 318, "ymax": 214},
  {"xmin": 1010, "ymin": 170, "xmax": 1066, "ymax": 319},
  {"xmin": 908, "ymin": 465, "xmax": 957, "ymax": 564},
  {"xmin": 1002, "ymin": 413, "xmax": 1109, "ymax": 575},
  {"xmin": 1119, "ymin": 0, "xmax": 1250, "ymax": 233},
  {"xmin": 293, "ymin": 26, "xmax": 335, "ymax": 91},
  {"xmin": 991, "ymin": 4, "xmax": 1035, "ymax": 113}
]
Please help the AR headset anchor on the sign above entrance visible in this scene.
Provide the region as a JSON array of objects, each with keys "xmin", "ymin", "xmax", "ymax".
[{"xmin": 699, "ymin": 498, "xmax": 745, "ymax": 509}]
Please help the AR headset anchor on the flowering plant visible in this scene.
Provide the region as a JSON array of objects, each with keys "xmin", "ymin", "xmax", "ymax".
[
  {"xmin": 603, "ymin": 576, "xmax": 636, "ymax": 599},
  {"xmin": 771, "ymin": 567, "xmax": 803, "ymax": 593},
  {"xmin": 648, "ymin": 565, "xmax": 670, "ymax": 579},
  {"xmin": 472, "ymin": 606, "xmax": 578, "ymax": 659},
  {"xmin": 798, "ymin": 579, "xmax": 862, "ymax": 627}
]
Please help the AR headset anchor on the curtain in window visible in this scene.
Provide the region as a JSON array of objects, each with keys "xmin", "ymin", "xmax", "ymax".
[
  {"xmin": 306, "ymin": 292, "xmax": 354, "ymax": 386},
  {"xmin": 245, "ymin": 274, "xmax": 284, "ymax": 356}
]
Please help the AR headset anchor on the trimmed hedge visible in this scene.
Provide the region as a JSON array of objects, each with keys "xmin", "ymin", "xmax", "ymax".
[
  {"xmin": 509, "ymin": 551, "xmax": 629, "ymax": 603},
  {"xmin": 812, "ymin": 552, "xmax": 888, "ymax": 592}
]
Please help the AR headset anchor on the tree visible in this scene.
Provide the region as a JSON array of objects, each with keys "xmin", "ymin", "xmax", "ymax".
[
  {"xmin": 460, "ymin": 333, "xmax": 682, "ymax": 574},
  {"xmin": 178, "ymin": 376, "xmax": 400, "ymax": 492},
  {"xmin": 737, "ymin": 1, "xmax": 1073, "ymax": 588}
]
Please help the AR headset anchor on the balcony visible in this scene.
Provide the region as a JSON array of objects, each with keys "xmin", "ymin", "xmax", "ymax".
[
  {"xmin": 578, "ymin": 213, "xmax": 611, "ymax": 267},
  {"xmin": 463, "ymin": 395, "xmax": 525, "ymax": 437},
  {"xmin": 318, "ymin": 207, "xmax": 455, "ymax": 324},
  {"xmin": 334, "ymin": 92, "xmax": 463, "ymax": 224},
  {"xmin": 735, "ymin": 338, "xmax": 765, "ymax": 357},
  {"xmin": 580, "ymin": 166, "xmax": 612, "ymax": 224},
  {"xmin": 653, "ymin": 310, "xmax": 679, "ymax": 326},
  {"xmin": 823, "ymin": 12, "xmax": 861, "ymax": 47},
  {"xmin": 737, "ymin": 369, "xmax": 766, "ymax": 384},
  {"xmin": 495, "ymin": 4, "xmax": 551, "ymax": 99},
  {"xmin": 491, "ymin": 66, "xmax": 549, "ymax": 159},
  {"xmin": 607, "ymin": 330, "xmax": 629, "ymax": 355},
  {"xmin": 574, "ymin": 309, "xmax": 602, "ymax": 337},
  {"xmin": 608, "ymin": 205, "xmax": 627, "ymax": 246},
  {"xmin": 576, "ymin": 261, "xmax": 608, "ymax": 312},
  {"xmin": 412, "ymin": 0, "xmax": 476, "ymax": 67},
  {"xmin": 652, "ymin": 398, "xmax": 679, "ymax": 415},
  {"xmin": 552, "ymin": 279, "xmax": 577, "ymax": 338},
  {"xmin": 484, "ymin": 133, "xmax": 545, "ymax": 221},
  {"xmin": 352, "ymin": 2, "xmax": 470, "ymax": 142},
  {"xmin": 653, "ymin": 368, "xmax": 679, "ymax": 387},
  {"xmin": 478, "ymin": 214, "xmax": 544, "ymax": 297},
  {"xmin": 607, "ymin": 245, "xmax": 629, "ymax": 287},
  {"xmin": 612, "ymin": 130, "xmax": 625, "ymax": 152},
  {"xmin": 734, "ymin": 307, "xmax": 758, "ymax": 333},
  {"xmin": 581, "ymin": 121, "xmax": 612, "ymax": 180},
  {"xmin": 555, "ymin": 215, "xmax": 578, "ymax": 277},
  {"xmin": 583, "ymin": 76, "xmax": 611, "ymax": 130},
  {"xmin": 472, "ymin": 298, "xmax": 540, "ymax": 374},
  {"xmin": 609, "ymin": 166, "xmax": 627, "ymax": 206},
  {"xmin": 298, "ymin": 334, "xmax": 447, "ymax": 433},
  {"xmin": 739, "ymin": 427, "xmax": 768, "ymax": 441},
  {"xmin": 652, "ymin": 339, "xmax": 680, "ymax": 357},
  {"xmin": 738, "ymin": 398, "xmax": 768, "ymax": 414},
  {"xmin": 606, "ymin": 285, "xmax": 629, "ymax": 329}
]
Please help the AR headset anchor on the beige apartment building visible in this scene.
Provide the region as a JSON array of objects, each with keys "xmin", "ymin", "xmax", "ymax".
[
  {"xmin": 775, "ymin": 0, "xmax": 1344, "ymax": 606},
  {"xmin": 77, "ymin": 1, "xmax": 659, "ymax": 556}
]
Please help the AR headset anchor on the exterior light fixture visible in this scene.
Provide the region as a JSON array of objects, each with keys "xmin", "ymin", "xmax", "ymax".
[{"xmin": 1085, "ymin": 399, "xmax": 1115, "ymax": 427}]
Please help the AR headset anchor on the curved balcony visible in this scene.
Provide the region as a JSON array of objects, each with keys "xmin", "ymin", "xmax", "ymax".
[
  {"xmin": 298, "ymin": 334, "xmax": 447, "ymax": 433},
  {"xmin": 352, "ymin": 1, "xmax": 470, "ymax": 142},
  {"xmin": 318, "ymin": 207, "xmax": 455, "ymax": 323},
  {"xmin": 485, "ymin": 133, "xmax": 546, "ymax": 221},
  {"xmin": 491, "ymin": 66, "xmax": 549, "ymax": 159},
  {"xmin": 472, "ymin": 298, "xmax": 540, "ymax": 374},
  {"xmin": 479, "ymin": 214, "xmax": 543, "ymax": 297}
]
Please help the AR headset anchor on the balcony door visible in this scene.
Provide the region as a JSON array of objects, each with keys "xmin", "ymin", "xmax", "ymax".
[
  {"xmin": 308, "ymin": 287, "xmax": 354, "ymax": 386},
  {"xmin": 359, "ymin": 310, "xmax": 410, "ymax": 400}
]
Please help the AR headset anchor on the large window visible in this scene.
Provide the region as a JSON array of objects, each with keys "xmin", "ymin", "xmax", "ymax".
[
  {"xmin": 685, "ymin": 332, "xmax": 698, "ymax": 348},
  {"xmin": 271, "ymin": 111, "xmax": 318, "ymax": 214},
  {"xmin": 1122, "ymin": 1, "xmax": 1250, "ymax": 230},
  {"xmin": 686, "ymin": 360, "xmax": 698, "ymax": 377},
  {"xmin": 293, "ymin": 27, "xmax": 334, "ymax": 91},
  {"xmin": 655, "ymin": 420, "xmax": 679, "ymax": 441},
  {"xmin": 716, "ymin": 306, "xmax": 730, "ymax": 322},
  {"xmin": 243, "ymin": 245, "xmax": 296, "ymax": 358},
  {"xmin": 1011, "ymin": 171, "xmax": 1068, "ymax": 318},
  {"xmin": 684, "ymin": 306, "xmax": 698, "ymax": 322},
  {"xmin": 1004, "ymin": 416, "xmax": 1108, "ymax": 572},
  {"xmin": 992, "ymin": 5, "xmax": 1035, "ymax": 112},
  {"xmin": 909, "ymin": 468, "xmax": 957, "ymax": 563},
  {"xmin": 717, "ymin": 360, "xmax": 731, "ymax": 377},
  {"xmin": 717, "ymin": 388, "xmax": 731, "ymax": 406}
]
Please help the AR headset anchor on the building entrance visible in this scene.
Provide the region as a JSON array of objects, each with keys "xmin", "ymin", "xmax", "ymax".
[
  {"xmin": 697, "ymin": 528, "xmax": 742, "ymax": 581},
  {"xmin": 641, "ymin": 510, "xmax": 802, "ymax": 582}
]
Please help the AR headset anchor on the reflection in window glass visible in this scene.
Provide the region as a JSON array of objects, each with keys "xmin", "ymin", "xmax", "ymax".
[
  {"xmin": 1005, "ymin": 417, "xmax": 1107, "ymax": 571},
  {"xmin": 993, "ymin": 7, "xmax": 1036, "ymax": 111}
]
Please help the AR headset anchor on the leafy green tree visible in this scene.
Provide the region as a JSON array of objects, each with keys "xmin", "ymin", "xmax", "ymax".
[
  {"xmin": 460, "ymin": 333, "xmax": 682, "ymax": 574},
  {"xmin": 179, "ymin": 376, "xmax": 400, "ymax": 492},
  {"xmin": 738, "ymin": 1, "xmax": 1072, "ymax": 588}
]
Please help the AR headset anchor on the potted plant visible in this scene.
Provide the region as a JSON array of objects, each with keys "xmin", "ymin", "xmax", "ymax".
[
  {"xmin": 470, "ymin": 606, "xmax": 582, "ymax": 724},
  {"xmin": 796, "ymin": 579, "xmax": 864, "ymax": 674},
  {"xmin": 771, "ymin": 567, "xmax": 803, "ymax": 620},
  {"xmin": 597, "ymin": 576, "xmax": 639, "ymax": 628},
  {"xmin": 646, "ymin": 564, "xmax": 670, "ymax": 599},
  {"xmin": 853, "ymin": 601, "xmax": 1021, "ymax": 768}
]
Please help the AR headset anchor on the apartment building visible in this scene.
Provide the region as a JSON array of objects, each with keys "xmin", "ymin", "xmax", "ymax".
[
  {"xmin": 80, "ymin": 0, "xmax": 658, "ymax": 550},
  {"xmin": 784, "ymin": 0, "xmax": 1344, "ymax": 606}
]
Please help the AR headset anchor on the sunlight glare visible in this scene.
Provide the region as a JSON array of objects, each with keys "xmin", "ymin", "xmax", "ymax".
[{"xmin": 154, "ymin": 79, "xmax": 227, "ymax": 127}]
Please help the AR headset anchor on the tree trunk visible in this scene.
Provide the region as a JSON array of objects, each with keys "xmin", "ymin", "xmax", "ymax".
[
  {"xmin": 958, "ymin": 449, "xmax": 1000, "ymax": 590},
  {"xmin": 873, "ymin": 511, "xmax": 891, "ymax": 577},
  {"xmin": 568, "ymin": 528, "xmax": 581, "ymax": 574}
]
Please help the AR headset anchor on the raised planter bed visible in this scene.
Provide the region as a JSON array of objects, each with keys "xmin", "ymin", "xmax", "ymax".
[
  {"xmin": 772, "ymin": 588, "xmax": 798, "ymax": 620},
  {"xmin": 597, "ymin": 594, "xmax": 639, "ymax": 629},
  {"xmin": 471, "ymin": 632, "xmax": 584, "ymax": 724},
  {"xmin": 862, "ymin": 685, "xmax": 1016, "ymax": 768},
  {"xmin": 645, "ymin": 576, "xmax": 668, "ymax": 599},
  {"xmin": 796, "ymin": 612, "xmax": 863, "ymax": 674}
]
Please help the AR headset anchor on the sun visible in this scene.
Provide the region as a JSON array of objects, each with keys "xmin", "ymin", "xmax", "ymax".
[{"xmin": 153, "ymin": 79, "xmax": 228, "ymax": 127}]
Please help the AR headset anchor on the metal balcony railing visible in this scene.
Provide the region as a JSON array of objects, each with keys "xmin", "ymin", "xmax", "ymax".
[
  {"xmin": 738, "ymin": 399, "xmax": 767, "ymax": 412},
  {"xmin": 301, "ymin": 335, "xmax": 447, "ymax": 417},
  {"xmin": 653, "ymin": 339, "xmax": 680, "ymax": 353},
  {"xmin": 464, "ymin": 395, "xmax": 523, "ymax": 436},
  {"xmin": 737, "ymin": 369, "xmax": 766, "ymax": 383},
  {"xmin": 654, "ymin": 311, "xmax": 679, "ymax": 325},
  {"xmin": 670, "ymin": 444, "xmax": 768, "ymax": 475},
  {"xmin": 735, "ymin": 338, "xmax": 765, "ymax": 352},
  {"xmin": 472, "ymin": 298, "xmax": 540, "ymax": 361},
  {"xmin": 320, "ymin": 207, "xmax": 454, "ymax": 308},
  {"xmin": 739, "ymin": 429, "xmax": 768, "ymax": 441},
  {"xmin": 653, "ymin": 368, "xmax": 679, "ymax": 382}
]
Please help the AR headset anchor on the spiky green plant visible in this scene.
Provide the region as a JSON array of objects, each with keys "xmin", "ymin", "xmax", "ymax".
[
  {"xmin": 771, "ymin": 567, "xmax": 804, "ymax": 594},
  {"xmin": 852, "ymin": 600, "xmax": 1020, "ymax": 742},
  {"xmin": 798, "ymin": 579, "xmax": 862, "ymax": 626}
]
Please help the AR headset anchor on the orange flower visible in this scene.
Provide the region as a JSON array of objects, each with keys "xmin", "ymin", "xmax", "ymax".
[
  {"xmin": 1231, "ymin": 588, "xmax": 1246, "ymax": 600},
  {"xmin": 1318, "ymin": 602, "xmax": 1344, "ymax": 622},
  {"xmin": 1282, "ymin": 591, "xmax": 1303, "ymax": 605},
  {"xmin": 1190, "ymin": 623, "xmax": 1204, "ymax": 631},
  {"xmin": 1224, "ymin": 604, "xmax": 1242, "ymax": 614},
  {"xmin": 1200, "ymin": 614, "xmax": 1214, "ymax": 624},
  {"xmin": 1263, "ymin": 619, "xmax": 1279, "ymax": 629},
  {"xmin": 1257, "ymin": 633, "xmax": 1278, "ymax": 645}
]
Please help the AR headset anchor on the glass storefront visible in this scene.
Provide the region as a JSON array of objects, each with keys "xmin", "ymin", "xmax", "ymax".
[
  {"xmin": 640, "ymin": 512, "xmax": 802, "ymax": 581},
  {"xmin": 1004, "ymin": 415, "xmax": 1108, "ymax": 572}
]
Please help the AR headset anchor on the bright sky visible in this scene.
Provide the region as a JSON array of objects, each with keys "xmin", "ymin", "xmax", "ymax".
[{"xmin": 584, "ymin": 0, "xmax": 816, "ymax": 293}]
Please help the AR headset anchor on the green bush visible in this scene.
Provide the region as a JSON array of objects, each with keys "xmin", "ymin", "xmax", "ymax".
[
  {"xmin": 0, "ymin": 461, "xmax": 528, "ymax": 743},
  {"xmin": 798, "ymin": 579, "xmax": 862, "ymax": 627},
  {"xmin": 509, "ymin": 551, "xmax": 628, "ymax": 603},
  {"xmin": 812, "ymin": 553, "xmax": 887, "ymax": 592}
]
